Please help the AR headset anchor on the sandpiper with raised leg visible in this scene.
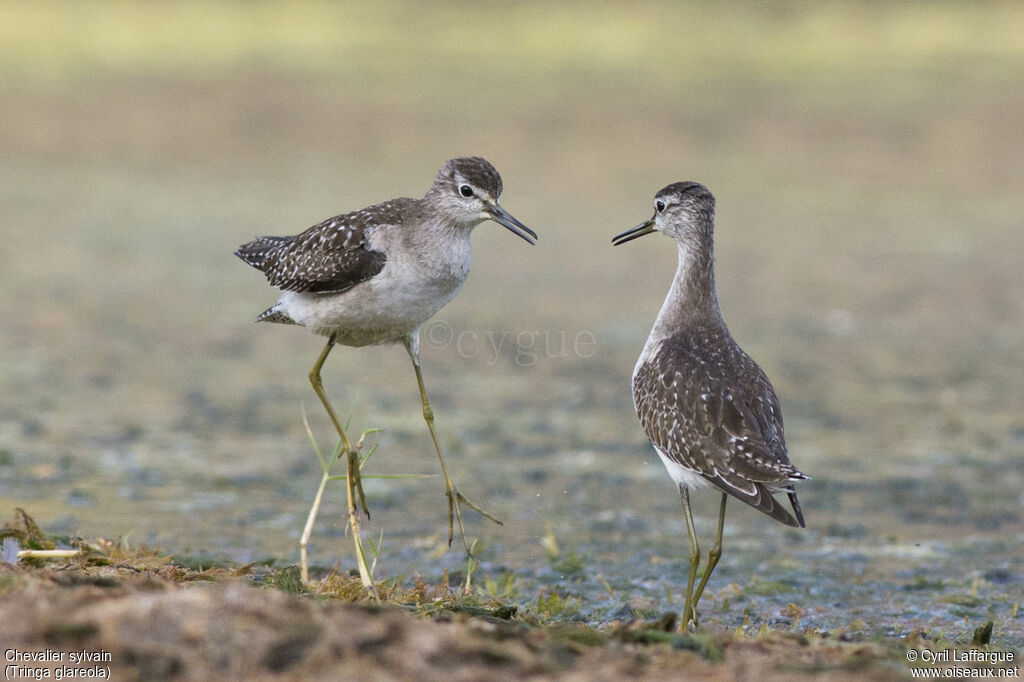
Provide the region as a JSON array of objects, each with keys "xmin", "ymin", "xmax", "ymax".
[
  {"xmin": 236, "ymin": 157, "xmax": 537, "ymax": 574},
  {"xmin": 613, "ymin": 181, "xmax": 807, "ymax": 630}
]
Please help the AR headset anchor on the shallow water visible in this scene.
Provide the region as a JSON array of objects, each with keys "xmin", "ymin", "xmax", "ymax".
[
  {"xmin": 3, "ymin": 310, "xmax": 1021, "ymax": 646},
  {"xmin": 2, "ymin": 1, "xmax": 1023, "ymax": 651}
]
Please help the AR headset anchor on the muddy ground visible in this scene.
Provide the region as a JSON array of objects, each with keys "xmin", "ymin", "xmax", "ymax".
[
  {"xmin": 0, "ymin": 561, "xmax": 925, "ymax": 681},
  {"xmin": 0, "ymin": 511, "xmax": 1013, "ymax": 680}
]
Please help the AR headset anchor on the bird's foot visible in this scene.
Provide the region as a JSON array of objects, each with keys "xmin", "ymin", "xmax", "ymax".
[{"xmin": 444, "ymin": 486, "xmax": 503, "ymax": 554}]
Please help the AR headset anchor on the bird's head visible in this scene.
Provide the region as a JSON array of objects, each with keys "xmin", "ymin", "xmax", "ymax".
[
  {"xmin": 612, "ymin": 182, "xmax": 715, "ymax": 247},
  {"xmin": 430, "ymin": 157, "xmax": 536, "ymax": 244}
]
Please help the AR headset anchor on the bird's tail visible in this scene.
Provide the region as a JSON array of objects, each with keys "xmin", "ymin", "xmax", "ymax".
[
  {"xmin": 741, "ymin": 477, "xmax": 802, "ymax": 524},
  {"xmin": 787, "ymin": 489, "xmax": 806, "ymax": 528},
  {"xmin": 235, "ymin": 236, "xmax": 293, "ymax": 270},
  {"xmin": 256, "ymin": 304, "xmax": 298, "ymax": 325}
]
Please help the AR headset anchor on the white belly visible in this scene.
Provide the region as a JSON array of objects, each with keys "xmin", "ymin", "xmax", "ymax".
[
  {"xmin": 275, "ymin": 260, "xmax": 465, "ymax": 346},
  {"xmin": 653, "ymin": 445, "xmax": 709, "ymax": 490}
]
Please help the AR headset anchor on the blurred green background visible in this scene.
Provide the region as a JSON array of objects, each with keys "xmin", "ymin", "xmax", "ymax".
[{"xmin": 1, "ymin": 1, "xmax": 1022, "ymax": 640}]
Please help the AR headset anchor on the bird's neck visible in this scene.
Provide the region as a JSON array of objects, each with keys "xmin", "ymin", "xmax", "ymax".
[
  {"xmin": 405, "ymin": 205, "xmax": 474, "ymax": 281},
  {"xmin": 649, "ymin": 238, "xmax": 723, "ymax": 342}
]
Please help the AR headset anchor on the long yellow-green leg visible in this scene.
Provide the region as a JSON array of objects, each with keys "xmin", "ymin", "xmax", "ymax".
[
  {"xmin": 309, "ymin": 335, "xmax": 369, "ymax": 518},
  {"xmin": 679, "ymin": 484, "xmax": 701, "ymax": 631},
  {"xmin": 691, "ymin": 492, "xmax": 726, "ymax": 616},
  {"xmin": 309, "ymin": 335, "xmax": 375, "ymax": 596},
  {"xmin": 403, "ymin": 334, "xmax": 502, "ymax": 554}
]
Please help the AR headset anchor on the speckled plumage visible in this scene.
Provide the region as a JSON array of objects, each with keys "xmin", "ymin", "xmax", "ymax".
[
  {"xmin": 235, "ymin": 157, "xmax": 534, "ymax": 347},
  {"xmin": 619, "ymin": 181, "xmax": 806, "ymax": 527},
  {"xmin": 633, "ymin": 322, "xmax": 805, "ymax": 526},
  {"xmin": 235, "ymin": 204, "xmax": 394, "ymax": 295},
  {"xmin": 234, "ymin": 157, "xmax": 536, "ymax": 559}
]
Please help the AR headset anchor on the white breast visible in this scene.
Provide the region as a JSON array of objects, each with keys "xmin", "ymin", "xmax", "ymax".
[{"xmin": 274, "ymin": 225, "xmax": 473, "ymax": 346}]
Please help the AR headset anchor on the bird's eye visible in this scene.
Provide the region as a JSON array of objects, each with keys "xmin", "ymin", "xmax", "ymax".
[
  {"xmin": 655, "ymin": 200, "xmax": 666, "ymax": 213},
  {"xmin": 459, "ymin": 185, "xmax": 474, "ymax": 198}
]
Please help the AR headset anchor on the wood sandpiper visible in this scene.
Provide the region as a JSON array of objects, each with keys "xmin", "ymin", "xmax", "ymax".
[
  {"xmin": 236, "ymin": 157, "xmax": 537, "ymax": 565},
  {"xmin": 612, "ymin": 181, "xmax": 806, "ymax": 630}
]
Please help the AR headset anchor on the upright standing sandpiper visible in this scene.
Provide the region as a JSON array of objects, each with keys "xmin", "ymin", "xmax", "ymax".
[
  {"xmin": 236, "ymin": 157, "xmax": 537, "ymax": 574},
  {"xmin": 613, "ymin": 181, "xmax": 806, "ymax": 629}
]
